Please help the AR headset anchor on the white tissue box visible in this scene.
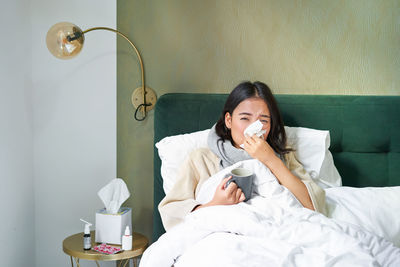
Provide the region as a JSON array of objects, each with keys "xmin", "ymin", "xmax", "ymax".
[{"xmin": 95, "ymin": 207, "xmax": 132, "ymax": 245}]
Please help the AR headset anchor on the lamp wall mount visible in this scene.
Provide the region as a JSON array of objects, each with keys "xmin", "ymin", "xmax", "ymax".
[
  {"xmin": 131, "ymin": 86, "xmax": 157, "ymax": 121},
  {"xmin": 132, "ymin": 86, "xmax": 157, "ymax": 111}
]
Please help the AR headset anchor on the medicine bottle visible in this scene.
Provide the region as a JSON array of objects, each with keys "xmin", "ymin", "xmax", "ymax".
[
  {"xmin": 122, "ymin": 226, "xmax": 132, "ymax": 250},
  {"xmin": 83, "ymin": 223, "xmax": 91, "ymax": 250}
]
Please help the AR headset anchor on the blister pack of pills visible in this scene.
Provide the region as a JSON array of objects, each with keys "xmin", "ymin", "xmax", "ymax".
[{"xmin": 92, "ymin": 243, "xmax": 122, "ymax": 254}]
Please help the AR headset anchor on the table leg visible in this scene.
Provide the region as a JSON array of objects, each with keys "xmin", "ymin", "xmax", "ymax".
[
  {"xmin": 68, "ymin": 255, "xmax": 138, "ymax": 267},
  {"xmin": 74, "ymin": 257, "xmax": 81, "ymax": 267},
  {"xmin": 123, "ymin": 259, "xmax": 130, "ymax": 267},
  {"xmin": 117, "ymin": 259, "xmax": 130, "ymax": 267}
]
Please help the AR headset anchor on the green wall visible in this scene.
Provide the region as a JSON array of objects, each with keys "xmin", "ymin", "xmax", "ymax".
[{"xmin": 117, "ymin": 0, "xmax": 400, "ymax": 240}]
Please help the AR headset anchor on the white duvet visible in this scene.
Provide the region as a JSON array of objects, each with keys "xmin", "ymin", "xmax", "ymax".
[{"xmin": 140, "ymin": 160, "xmax": 400, "ymax": 267}]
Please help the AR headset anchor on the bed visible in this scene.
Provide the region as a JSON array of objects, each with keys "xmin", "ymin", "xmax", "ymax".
[{"xmin": 146, "ymin": 93, "xmax": 400, "ymax": 267}]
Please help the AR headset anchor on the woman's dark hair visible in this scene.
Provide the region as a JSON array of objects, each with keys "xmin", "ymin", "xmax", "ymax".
[{"xmin": 215, "ymin": 81, "xmax": 291, "ymax": 156}]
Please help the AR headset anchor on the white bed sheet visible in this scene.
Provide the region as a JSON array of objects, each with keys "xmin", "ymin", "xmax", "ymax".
[
  {"xmin": 141, "ymin": 160, "xmax": 400, "ymax": 267},
  {"xmin": 326, "ymin": 186, "xmax": 400, "ymax": 247}
]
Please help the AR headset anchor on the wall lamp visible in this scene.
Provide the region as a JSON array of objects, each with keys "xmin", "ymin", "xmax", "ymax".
[{"xmin": 46, "ymin": 22, "xmax": 156, "ymax": 121}]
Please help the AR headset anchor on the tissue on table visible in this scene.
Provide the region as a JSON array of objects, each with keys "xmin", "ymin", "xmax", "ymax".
[
  {"xmin": 95, "ymin": 178, "xmax": 132, "ymax": 245},
  {"xmin": 240, "ymin": 120, "xmax": 267, "ymax": 148},
  {"xmin": 98, "ymin": 178, "xmax": 130, "ymax": 214}
]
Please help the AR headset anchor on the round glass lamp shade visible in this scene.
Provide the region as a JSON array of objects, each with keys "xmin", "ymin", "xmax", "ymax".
[{"xmin": 46, "ymin": 22, "xmax": 85, "ymax": 59}]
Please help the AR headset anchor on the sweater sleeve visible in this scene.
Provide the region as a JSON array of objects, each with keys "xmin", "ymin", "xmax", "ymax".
[
  {"xmin": 284, "ymin": 151, "xmax": 327, "ymax": 215},
  {"xmin": 158, "ymin": 148, "xmax": 220, "ymax": 231}
]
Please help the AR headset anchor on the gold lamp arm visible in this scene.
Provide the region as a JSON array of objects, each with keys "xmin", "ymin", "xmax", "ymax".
[{"xmin": 83, "ymin": 27, "xmax": 155, "ymax": 121}]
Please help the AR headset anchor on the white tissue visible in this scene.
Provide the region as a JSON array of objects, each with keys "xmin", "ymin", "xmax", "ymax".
[
  {"xmin": 240, "ymin": 120, "xmax": 267, "ymax": 148},
  {"xmin": 98, "ymin": 178, "xmax": 130, "ymax": 214}
]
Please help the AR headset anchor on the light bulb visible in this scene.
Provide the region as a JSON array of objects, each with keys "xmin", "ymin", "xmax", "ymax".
[{"xmin": 46, "ymin": 22, "xmax": 85, "ymax": 59}]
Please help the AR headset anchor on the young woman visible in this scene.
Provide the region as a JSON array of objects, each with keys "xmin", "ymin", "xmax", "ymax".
[{"xmin": 159, "ymin": 81, "xmax": 326, "ymax": 231}]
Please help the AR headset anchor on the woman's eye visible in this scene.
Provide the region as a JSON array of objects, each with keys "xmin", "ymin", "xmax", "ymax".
[
  {"xmin": 240, "ymin": 118, "xmax": 249, "ymax": 121},
  {"xmin": 261, "ymin": 120, "xmax": 268, "ymax": 124}
]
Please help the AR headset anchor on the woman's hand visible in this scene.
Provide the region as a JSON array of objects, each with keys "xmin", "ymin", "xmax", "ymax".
[
  {"xmin": 210, "ymin": 176, "xmax": 245, "ymax": 205},
  {"xmin": 193, "ymin": 177, "xmax": 245, "ymax": 211},
  {"xmin": 243, "ymin": 134, "xmax": 278, "ymax": 165},
  {"xmin": 243, "ymin": 135, "xmax": 315, "ymax": 211}
]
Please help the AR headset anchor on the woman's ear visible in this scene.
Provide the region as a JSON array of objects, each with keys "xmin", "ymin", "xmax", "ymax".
[{"xmin": 225, "ymin": 112, "xmax": 232, "ymax": 129}]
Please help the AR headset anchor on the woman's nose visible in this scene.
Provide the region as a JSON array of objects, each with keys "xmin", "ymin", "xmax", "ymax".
[{"xmin": 250, "ymin": 118, "xmax": 258, "ymax": 124}]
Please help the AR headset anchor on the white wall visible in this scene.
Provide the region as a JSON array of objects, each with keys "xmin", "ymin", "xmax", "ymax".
[
  {"xmin": 32, "ymin": 0, "xmax": 116, "ymax": 266},
  {"xmin": 0, "ymin": 1, "xmax": 35, "ymax": 266}
]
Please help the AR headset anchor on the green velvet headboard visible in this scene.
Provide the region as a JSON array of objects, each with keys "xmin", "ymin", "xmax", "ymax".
[{"xmin": 153, "ymin": 93, "xmax": 400, "ymax": 242}]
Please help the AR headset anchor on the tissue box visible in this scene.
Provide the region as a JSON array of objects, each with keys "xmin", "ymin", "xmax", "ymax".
[{"xmin": 95, "ymin": 207, "xmax": 132, "ymax": 245}]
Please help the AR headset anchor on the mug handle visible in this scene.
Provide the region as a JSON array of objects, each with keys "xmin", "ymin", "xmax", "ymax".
[{"xmin": 224, "ymin": 176, "xmax": 236, "ymax": 189}]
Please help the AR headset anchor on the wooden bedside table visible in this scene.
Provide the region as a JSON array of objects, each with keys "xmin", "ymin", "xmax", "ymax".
[{"xmin": 63, "ymin": 230, "xmax": 148, "ymax": 267}]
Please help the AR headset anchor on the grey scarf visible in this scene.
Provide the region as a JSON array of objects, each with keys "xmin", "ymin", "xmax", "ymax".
[{"xmin": 207, "ymin": 124, "xmax": 253, "ymax": 169}]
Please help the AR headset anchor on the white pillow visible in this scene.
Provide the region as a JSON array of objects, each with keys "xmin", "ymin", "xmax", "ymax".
[
  {"xmin": 156, "ymin": 129, "xmax": 211, "ymax": 194},
  {"xmin": 156, "ymin": 127, "xmax": 342, "ymax": 194},
  {"xmin": 326, "ymin": 186, "xmax": 400, "ymax": 247},
  {"xmin": 285, "ymin": 126, "xmax": 342, "ymax": 189}
]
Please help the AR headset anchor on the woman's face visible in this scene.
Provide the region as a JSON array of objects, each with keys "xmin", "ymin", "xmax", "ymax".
[{"xmin": 225, "ymin": 97, "xmax": 271, "ymax": 148}]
